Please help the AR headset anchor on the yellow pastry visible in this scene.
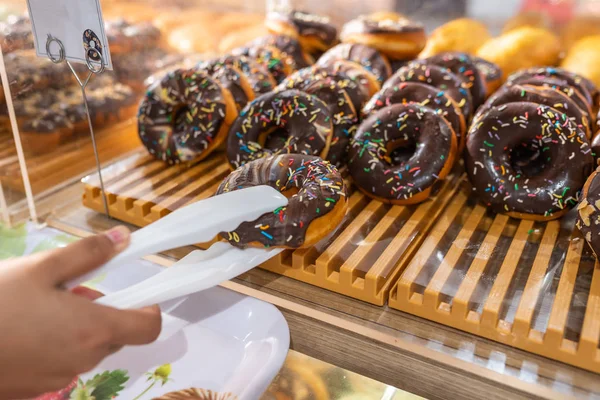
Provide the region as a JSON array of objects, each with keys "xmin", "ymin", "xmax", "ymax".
[
  {"xmin": 561, "ymin": 35, "xmax": 600, "ymax": 89},
  {"xmin": 476, "ymin": 26, "xmax": 561, "ymax": 80},
  {"xmin": 218, "ymin": 24, "xmax": 269, "ymax": 53},
  {"xmin": 419, "ymin": 18, "xmax": 491, "ymax": 58},
  {"xmin": 560, "ymin": 16, "xmax": 600, "ymax": 50}
]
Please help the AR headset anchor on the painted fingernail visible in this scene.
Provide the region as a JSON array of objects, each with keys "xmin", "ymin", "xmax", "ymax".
[{"xmin": 105, "ymin": 226, "xmax": 130, "ymax": 251}]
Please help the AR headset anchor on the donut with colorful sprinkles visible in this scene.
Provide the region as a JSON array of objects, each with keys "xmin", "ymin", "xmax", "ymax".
[
  {"xmin": 577, "ymin": 167, "xmax": 600, "ymax": 258},
  {"xmin": 465, "ymin": 102, "xmax": 594, "ymax": 220},
  {"xmin": 472, "ymin": 56, "xmax": 502, "ymax": 96},
  {"xmin": 384, "ymin": 62, "xmax": 474, "ymax": 119},
  {"xmin": 138, "ymin": 68, "xmax": 237, "ymax": 164},
  {"xmin": 317, "ymin": 43, "xmax": 392, "ymax": 84},
  {"xmin": 474, "ymin": 83, "xmax": 592, "ymax": 139},
  {"xmin": 233, "ymin": 44, "xmax": 294, "ymax": 83},
  {"xmin": 217, "ymin": 154, "xmax": 348, "ymax": 248},
  {"xmin": 276, "ymin": 74, "xmax": 358, "ymax": 167},
  {"xmin": 347, "ymin": 103, "xmax": 457, "ymax": 205},
  {"xmin": 197, "ymin": 59, "xmax": 255, "ymax": 111},
  {"xmin": 423, "ymin": 52, "xmax": 487, "ymax": 109},
  {"xmin": 362, "ymin": 81, "xmax": 466, "ymax": 151},
  {"xmin": 202, "ymin": 55, "xmax": 276, "ymax": 97},
  {"xmin": 226, "ymin": 89, "xmax": 333, "ymax": 169}
]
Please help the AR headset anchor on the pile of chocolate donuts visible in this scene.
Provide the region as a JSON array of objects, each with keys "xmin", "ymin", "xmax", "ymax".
[{"xmin": 137, "ymin": 10, "xmax": 600, "ymax": 256}]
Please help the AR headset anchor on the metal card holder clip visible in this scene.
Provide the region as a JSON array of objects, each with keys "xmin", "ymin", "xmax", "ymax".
[{"xmin": 45, "ymin": 34, "xmax": 110, "ymax": 217}]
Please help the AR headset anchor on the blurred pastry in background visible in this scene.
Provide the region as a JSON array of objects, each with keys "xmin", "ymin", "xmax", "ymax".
[
  {"xmin": 418, "ymin": 18, "xmax": 491, "ymax": 58},
  {"xmin": 168, "ymin": 23, "xmax": 220, "ymax": 54},
  {"xmin": 218, "ymin": 24, "xmax": 269, "ymax": 53},
  {"xmin": 0, "ymin": 15, "xmax": 32, "ymax": 54},
  {"xmin": 560, "ymin": 16, "xmax": 600, "ymax": 50},
  {"xmin": 561, "ymin": 35, "xmax": 600, "ymax": 90},
  {"xmin": 340, "ymin": 12, "xmax": 426, "ymax": 60},
  {"xmin": 472, "ymin": 56, "xmax": 503, "ymax": 96},
  {"xmin": 154, "ymin": 9, "xmax": 221, "ymax": 35},
  {"xmin": 502, "ymin": 11, "xmax": 551, "ymax": 33},
  {"xmin": 103, "ymin": 2, "xmax": 159, "ymax": 23},
  {"xmin": 266, "ymin": 10, "xmax": 338, "ymax": 55},
  {"xmin": 476, "ymin": 26, "xmax": 561, "ymax": 79}
]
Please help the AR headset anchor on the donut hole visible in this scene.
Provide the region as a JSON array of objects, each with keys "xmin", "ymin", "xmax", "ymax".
[
  {"xmin": 173, "ymin": 104, "xmax": 190, "ymax": 126},
  {"xmin": 259, "ymin": 128, "xmax": 291, "ymax": 151},
  {"xmin": 509, "ymin": 141, "xmax": 547, "ymax": 177},
  {"xmin": 386, "ymin": 138, "xmax": 417, "ymax": 166}
]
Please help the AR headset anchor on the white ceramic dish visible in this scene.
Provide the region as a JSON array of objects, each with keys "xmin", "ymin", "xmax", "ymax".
[{"xmin": 43, "ymin": 260, "xmax": 289, "ymax": 400}]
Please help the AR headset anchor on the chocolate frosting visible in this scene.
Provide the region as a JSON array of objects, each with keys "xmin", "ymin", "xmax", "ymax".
[
  {"xmin": 5, "ymin": 50, "xmax": 72, "ymax": 95},
  {"xmin": 199, "ymin": 59, "xmax": 250, "ymax": 110},
  {"xmin": 507, "ymin": 67, "xmax": 595, "ymax": 112},
  {"xmin": 0, "ymin": 15, "xmax": 33, "ymax": 53},
  {"xmin": 317, "ymin": 43, "xmax": 391, "ymax": 83},
  {"xmin": 233, "ymin": 45, "xmax": 292, "ymax": 83},
  {"xmin": 250, "ymin": 35, "xmax": 312, "ymax": 69},
  {"xmin": 268, "ymin": 11, "xmax": 338, "ymax": 47},
  {"xmin": 227, "ymin": 90, "xmax": 332, "ymax": 168},
  {"xmin": 465, "ymin": 102, "xmax": 593, "ymax": 218},
  {"xmin": 138, "ymin": 69, "xmax": 229, "ymax": 164},
  {"xmin": 472, "ymin": 56, "xmax": 502, "ymax": 84},
  {"xmin": 276, "ymin": 75, "xmax": 358, "ymax": 167},
  {"xmin": 22, "ymin": 110, "xmax": 72, "ymax": 133},
  {"xmin": 217, "ymin": 154, "xmax": 347, "ymax": 248},
  {"xmin": 505, "ymin": 77, "xmax": 591, "ymax": 117},
  {"xmin": 385, "ymin": 62, "xmax": 474, "ymax": 118},
  {"xmin": 592, "ymin": 132, "xmax": 600, "ymax": 166},
  {"xmin": 112, "ymin": 48, "xmax": 179, "ymax": 83},
  {"xmin": 106, "ymin": 19, "xmax": 162, "ymax": 52},
  {"xmin": 348, "ymin": 103, "xmax": 455, "ymax": 202},
  {"xmin": 424, "ymin": 52, "xmax": 487, "ymax": 109},
  {"xmin": 210, "ymin": 55, "xmax": 275, "ymax": 95},
  {"xmin": 475, "ymin": 83, "xmax": 591, "ymax": 138},
  {"xmin": 362, "ymin": 81, "xmax": 465, "ymax": 148},
  {"xmin": 279, "ymin": 66, "xmax": 368, "ymax": 121},
  {"xmin": 576, "ymin": 169, "xmax": 600, "ymax": 257},
  {"xmin": 341, "ymin": 15, "xmax": 424, "ymax": 38}
]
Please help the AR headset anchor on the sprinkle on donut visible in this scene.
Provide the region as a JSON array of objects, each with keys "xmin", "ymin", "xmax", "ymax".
[
  {"xmin": 226, "ymin": 89, "xmax": 333, "ymax": 168},
  {"xmin": 465, "ymin": 102, "xmax": 594, "ymax": 220},
  {"xmin": 217, "ymin": 154, "xmax": 348, "ymax": 248}
]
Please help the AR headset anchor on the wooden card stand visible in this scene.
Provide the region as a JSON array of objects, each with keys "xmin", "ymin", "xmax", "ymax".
[
  {"xmin": 83, "ymin": 151, "xmax": 462, "ymax": 305},
  {"xmin": 389, "ymin": 179, "xmax": 600, "ymax": 374}
]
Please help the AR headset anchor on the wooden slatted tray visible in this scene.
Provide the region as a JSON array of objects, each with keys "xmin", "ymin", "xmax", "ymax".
[
  {"xmin": 389, "ymin": 178, "xmax": 600, "ymax": 374},
  {"xmin": 0, "ymin": 121, "xmax": 142, "ymax": 194},
  {"xmin": 82, "ymin": 152, "xmax": 462, "ymax": 305}
]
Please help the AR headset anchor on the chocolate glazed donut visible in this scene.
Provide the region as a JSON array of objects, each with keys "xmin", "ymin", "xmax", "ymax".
[
  {"xmin": 475, "ymin": 83, "xmax": 592, "ymax": 139},
  {"xmin": 233, "ymin": 45, "xmax": 294, "ymax": 83},
  {"xmin": 266, "ymin": 10, "xmax": 338, "ymax": 52},
  {"xmin": 281, "ymin": 66, "xmax": 370, "ymax": 119},
  {"xmin": 348, "ymin": 103, "xmax": 457, "ymax": 205},
  {"xmin": 276, "ymin": 76, "xmax": 358, "ymax": 167},
  {"xmin": 362, "ymin": 81, "xmax": 466, "ymax": 151},
  {"xmin": 198, "ymin": 59, "xmax": 255, "ymax": 110},
  {"xmin": 385, "ymin": 62, "xmax": 474, "ymax": 119},
  {"xmin": 472, "ymin": 56, "xmax": 502, "ymax": 96},
  {"xmin": 576, "ymin": 168, "xmax": 600, "ymax": 257},
  {"xmin": 217, "ymin": 154, "xmax": 348, "ymax": 248},
  {"xmin": 138, "ymin": 69, "xmax": 237, "ymax": 164},
  {"xmin": 216, "ymin": 55, "xmax": 277, "ymax": 95},
  {"xmin": 250, "ymin": 35, "xmax": 313, "ymax": 69},
  {"xmin": 317, "ymin": 43, "xmax": 392, "ymax": 83},
  {"xmin": 424, "ymin": 52, "xmax": 487, "ymax": 109},
  {"xmin": 507, "ymin": 67, "xmax": 597, "ymax": 112},
  {"xmin": 226, "ymin": 89, "xmax": 333, "ymax": 168},
  {"xmin": 465, "ymin": 102, "xmax": 594, "ymax": 220}
]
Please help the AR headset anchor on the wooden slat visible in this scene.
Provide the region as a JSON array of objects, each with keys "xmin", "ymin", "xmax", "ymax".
[
  {"xmin": 395, "ymin": 190, "xmax": 468, "ymax": 302},
  {"xmin": 423, "ymin": 204, "xmax": 487, "ymax": 309},
  {"xmin": 578, "ymin": 263, "xmax": 600, "ymax": 356},
  {"xmin": 452, "ymin": 214, "xmax": 509, "ymax": 318},
  {"xmin": 105, "ymin": 160, "xmax": 166, "ymax": 193},
  {"xmin": 340, "ymin": 205, "xmax": 408, "ymax": 276},
  {"xmin": 480, "ymin": 220, "xmax": 535, "ymax": 327},
  {"xmin": 544, "ymin": 236, "xmax": 583, "ymax": 348},
  {"xmin": 316, "ymin": 199, "xmax": 388, "ymax": 284},
  {"xmin": 513, "ymin": 221, "xmax": 560, "ymax": 337}
]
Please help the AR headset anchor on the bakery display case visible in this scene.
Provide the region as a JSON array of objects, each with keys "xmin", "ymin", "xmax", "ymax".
[{"xmin": 5, "ymin": 0, "xmax": 600, "ymax": 398}]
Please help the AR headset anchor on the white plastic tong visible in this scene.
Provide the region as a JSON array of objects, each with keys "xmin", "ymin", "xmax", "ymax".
[{"xmin": 68, "ymin": 186, "xmax": 287, "ymax": 310}]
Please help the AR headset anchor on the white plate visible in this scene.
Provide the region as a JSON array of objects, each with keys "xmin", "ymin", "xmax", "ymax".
[{"xmin": 59, "ymin": 260, "xmax": 289, "ymax": 400}]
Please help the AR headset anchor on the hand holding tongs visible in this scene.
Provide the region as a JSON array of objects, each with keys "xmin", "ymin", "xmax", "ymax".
[{"xmin": 66, "ymin": 186, "xmax": 287, "ymax": 309}]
